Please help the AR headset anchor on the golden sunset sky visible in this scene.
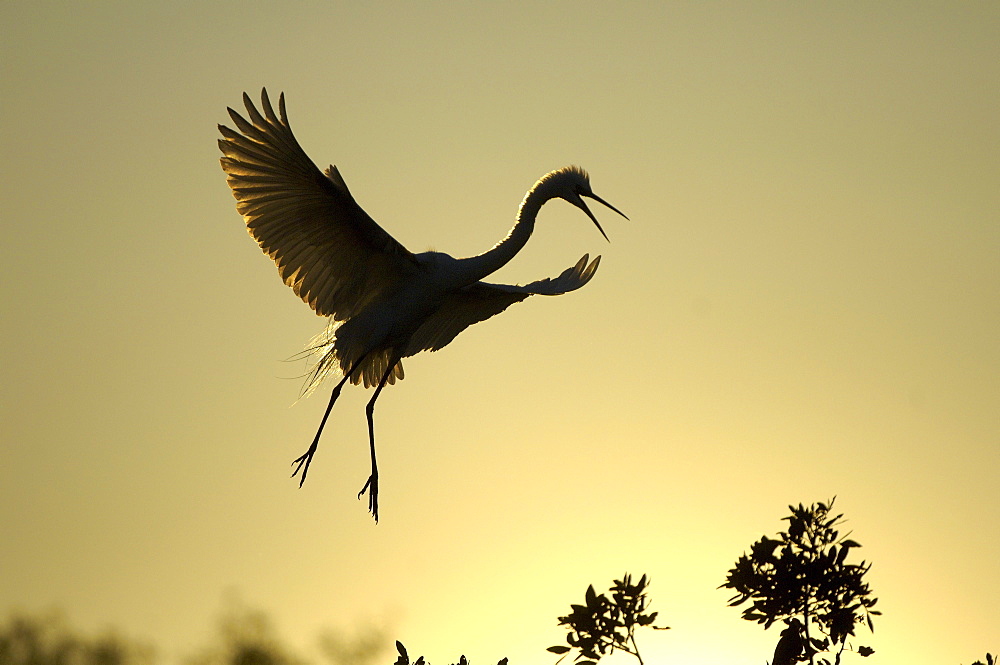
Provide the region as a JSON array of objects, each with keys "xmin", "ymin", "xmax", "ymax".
[{"xmin": 2, "ymin": 3, "xmax": 997, "ymax": 664}]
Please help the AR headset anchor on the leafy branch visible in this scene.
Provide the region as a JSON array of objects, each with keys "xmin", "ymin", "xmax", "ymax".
[
  {"xmin": 392, "ymin": 641, "xmax": 506, "ymax": 665},
  {"xmin": 548, "ymin": 574, "xmax": 669, "ymax": 665},
  {"xmin": 966, "ymin": 654, "xmax": 997, "ymax": 665}
]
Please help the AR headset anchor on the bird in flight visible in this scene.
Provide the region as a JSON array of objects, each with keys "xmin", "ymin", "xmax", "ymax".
[{"xmin": 219, "ymin": 89, "xmax": 627, "ymax": 522}]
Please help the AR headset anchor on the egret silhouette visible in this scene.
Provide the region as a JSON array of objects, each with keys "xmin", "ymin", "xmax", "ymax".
[{"xmin": 219, "ymin": 89, "xmax": 627, "ymax": 521}]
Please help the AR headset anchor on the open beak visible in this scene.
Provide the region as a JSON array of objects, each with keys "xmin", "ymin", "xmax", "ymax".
[{"xmin": 578, "ymin": 193, "xmax": 629, "ymax": 242}]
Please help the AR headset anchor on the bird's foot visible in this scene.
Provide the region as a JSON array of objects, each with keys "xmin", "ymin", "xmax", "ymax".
[
  {"xmin": 290, "ymin": 441, "xmax": 318, "ymax": 488},
  {"xmin": 358, "ymin": 473, "xmax": 379, "ymax": 523}
]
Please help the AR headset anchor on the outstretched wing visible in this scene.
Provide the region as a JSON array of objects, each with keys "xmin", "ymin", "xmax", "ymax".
[
  {"xmin": 405, "ymin": 254, "xmax": 600, "ymax": 355},
  {"xmin": 219, "ymin": 88, "xmax": 420, "ymax": 320}
]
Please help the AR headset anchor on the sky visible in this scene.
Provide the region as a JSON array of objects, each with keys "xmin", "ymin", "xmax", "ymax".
[{"xmin": 2, "ymin": 2, "xmax": 997, "ymax": 664}]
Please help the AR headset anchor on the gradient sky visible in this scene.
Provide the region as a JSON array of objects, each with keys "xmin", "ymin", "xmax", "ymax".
[{"xmin": 2, "ymin": 2, "xmax": 997, "ymax": 664}]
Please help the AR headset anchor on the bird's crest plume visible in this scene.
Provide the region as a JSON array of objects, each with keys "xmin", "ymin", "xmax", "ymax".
[{"xmin": 534, "ymin": 165, "xmax": 590, "ymax": 189}]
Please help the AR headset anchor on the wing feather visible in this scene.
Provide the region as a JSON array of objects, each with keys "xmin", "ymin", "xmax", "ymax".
[
  {"xmin": 219, "ymin": 88, "xmax": 420, "ymax": 320},
  {"xmin": 405, "ymin": 254, "xmax": 600, "ymax": 355}
]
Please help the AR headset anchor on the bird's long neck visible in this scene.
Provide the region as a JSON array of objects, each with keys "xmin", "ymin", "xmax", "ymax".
[{"xmin": 453, "ymin": 177, "xmax": 554, "ymax": 284}]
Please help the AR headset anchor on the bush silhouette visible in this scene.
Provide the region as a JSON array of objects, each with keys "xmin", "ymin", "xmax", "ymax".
[
  {"xmin": 547, "ymin": 574, "xmax": 668, "ymax": 665},
  {"xmin": 966, "ymin": 654, "xmax": 997, "ymax": 665},
  {"xmin": 720, "ymin": 499, "xmax": 879, "ymax": 664},
  {"xmin": 391, "ymin": 641, "xmax": 506, "ymax": 665},
  {"xmin": 0, "ymin": 611, "xmax": 153, "ymax": 665},
  {"xmin": 8, "ymin": 498, "xmax": 997, "ymax": 664}
]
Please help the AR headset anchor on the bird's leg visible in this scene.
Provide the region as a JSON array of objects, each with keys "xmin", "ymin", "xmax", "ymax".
[
  {"xmin": 290, "ymin": 352, "xmax": 372, "ymax": 487},
  {"xmin": 358, "ymin": 353, "xmax": 401, "ymax": 523},
  {"xmin": 290, "ymin": 373, "xmax": 350, "ymax": 487}
]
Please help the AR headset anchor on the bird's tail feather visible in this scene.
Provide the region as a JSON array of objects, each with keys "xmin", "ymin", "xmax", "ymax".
[
  {"xmin": 292, "ymin": 320, "xmax": 405, "ymax": 396},
  {"xmin": 291, "ymin": 320, "xmax": 343, "ymax": 398}
]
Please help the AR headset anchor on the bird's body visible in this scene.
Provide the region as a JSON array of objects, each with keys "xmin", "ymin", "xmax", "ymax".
[{"xmin": 219, "ymin": 89, "xmax": 626, "ymax": 521}]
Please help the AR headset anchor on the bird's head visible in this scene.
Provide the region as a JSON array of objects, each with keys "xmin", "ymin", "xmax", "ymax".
[{"xmin": 543, "ymin": 166, "xmax": 629, "ymax": 241}]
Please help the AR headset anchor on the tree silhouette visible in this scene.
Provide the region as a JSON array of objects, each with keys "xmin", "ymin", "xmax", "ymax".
[
  {"xmin": 547, "ymin": 574, "xmax": 668, "ymax": 665},
  {"xmin": 720, "ymin": 499, "xmax": 879, "ymax": 665},
  {"xmin": 318, "ymin": 623, "xmax": 389, "ymax": 665},
  {"xmin": 185, "ymin": 599, "xmax": 304, "ymax": 665},
  {"xmin": 9, "ymin": 513, "xmax": 998, "ymax": 665},
  {"xmin": 0, "ymin": 611, "xmax": 153, "ymax": 665}
]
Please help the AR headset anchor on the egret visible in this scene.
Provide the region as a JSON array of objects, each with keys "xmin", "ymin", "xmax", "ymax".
[{"xmin": 219, "ymin": 89, "xmax": 627, "ymax": 522}]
